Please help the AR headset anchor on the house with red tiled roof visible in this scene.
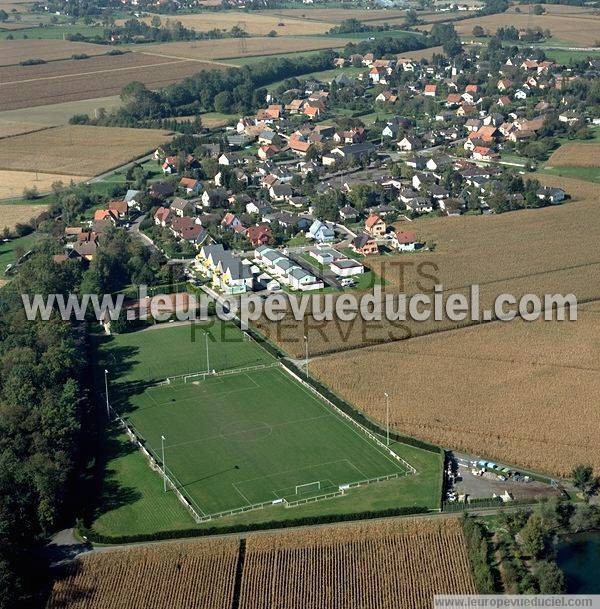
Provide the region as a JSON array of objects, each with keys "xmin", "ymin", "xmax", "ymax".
[
  {"xmin": 246, "ymin": 223, "xmax": 272, "ymax": 247},
  {"xmin": 93, "ymin": 209, "xmax": 117, "ymax": 223},
  {"xmin": 257, "ymin": 144, "xmax": 279, "ymax": 161},
  {"xmin": 364, "ymin": 214, "xmax": 386, "ymax": 237},
  {"xmin": 289, "ymin": 138, "xmax": 311, "ymax": 156},
  {"xmin": 107, "ymin": 200, "xmax": 128, "ymax": 218},
  {"xmin": 154, "ymin": 206, "xmax": 172, "ymax": 227},
  {"xmin": 424, "ymin": 84, "xmax": 437, "ymax": 97},
  {"xmin": 391, "ymin": 230, "xmax": 419, "ymax": 251}
]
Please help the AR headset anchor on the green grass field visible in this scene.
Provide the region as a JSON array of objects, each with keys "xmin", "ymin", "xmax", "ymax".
[
  {"xmin": 540, "ymin": 166, "xmax": 600, "ymax": 183},
  {"xmin": 0, "ymin": 232, "xmax": 40, "ymax": 278},
  {"xmin": 91, "ymin": 321, "xmax": 442, "ymax": 536},
  {"xmin": 122, "ymin": 366, "xmax": 411, "ymax": 517}
]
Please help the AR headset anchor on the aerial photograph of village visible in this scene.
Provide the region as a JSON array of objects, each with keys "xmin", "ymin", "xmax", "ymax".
[{"xmin": 0, "ymin": 0, "xmax": 599, "ymax": 605}]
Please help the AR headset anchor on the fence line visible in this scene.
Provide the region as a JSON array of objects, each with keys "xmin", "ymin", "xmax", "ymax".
[
  {"xmin": 110, "ymin": 407, "xmax": 204, "ymax": 523},
  {"xmin": 182, "ymin": 361, "xmax": 281, "ymax": 383},
  {"xmin": 280, "ymin": 364, "xmax": 418, "ymax": 476},
  {"xmin": 284, "ymin": 490, "xmax": 345, "ymax": 508}
]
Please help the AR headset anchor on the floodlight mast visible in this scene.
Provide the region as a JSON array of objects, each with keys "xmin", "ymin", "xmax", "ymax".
[
  {"xmin": 303, "ymin": 335, "xmax": 309, "ymax": 379},
  {"xmin": 384, "ymin": 392, "xmax": 390, "ymax": 447},
  {"xmin": 205, "ymin": 331, "xmax": 210, "ymax": 373},
  {"xmin": 161, "ymin": 435, "xmax": 167, "ymax": 493},
  {"xmin": 104, "ymin": 369, "xmax": 110, "ymax": 418}
]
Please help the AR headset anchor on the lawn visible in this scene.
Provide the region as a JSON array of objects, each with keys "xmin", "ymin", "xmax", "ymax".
[
  {"xmin": 97, "ymin": 321, "xmax": 273, "ymax": 385},
  {"xmin": 540, "ymin": 166, "xmax": 600, "ymax": 183},
  {"xmin": 91, "ymin": 321, "xmax": 442, "ymax": 537},
  {"xmin": 0, "ymin": 232, "xmax": 40, "ymax": 278},
  {"xmin": 121, "ymin": 366, "xmax": 413, "ymax": 517}
]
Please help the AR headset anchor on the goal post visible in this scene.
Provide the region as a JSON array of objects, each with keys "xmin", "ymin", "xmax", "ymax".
[{"xmin": 295, "ymin": 481, "xmax": 321, "ymax": 495}]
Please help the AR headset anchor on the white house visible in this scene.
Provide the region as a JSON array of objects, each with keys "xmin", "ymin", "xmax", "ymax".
[
  {"xmin": 288, "ymin": 267, "xmax": 324, "ymax": 291},
  {"xmin": 307, "ymin": 220, "xmax": 335, "ymax": 243},
  {"xmin": 391, "ymin": 230, "xmax": 420, "ymax": 252},
  {"xmin": 330, "ymin": 258, "xmax": 364, "ymax": 277}
]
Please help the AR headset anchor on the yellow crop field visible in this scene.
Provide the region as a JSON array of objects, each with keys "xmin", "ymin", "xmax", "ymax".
[
  {"xmin": 255, "ymin": 181, "xmax": 600, "ymax": 357},
  {"xmin": 0, "ymin": 39, "xmax": 108, "ymax": 67},
  {"xmin": 47, "ymin": 518, "xmax": 475, "ymax": 609},
  {"xmin": 0, "ymin": 203, "xmax": 49, "ymax": 230},
  {"xmin": 265, "ymin": 7, "xmax": 407, "ymax": 23},
  {"xmin": 0, "ymin": 121, "xmax": 47, "ymax": 139},
  {"xmin": 547, "ymin": 143, "xmax": 600, "ymax": 168},
  {"xmin": 132, "ymin": 36, "xmax": 351, "ymax": 62},
  {"xmin": 240, "ymin": 518, "xmax": 476, "ymax": 609},
  {"xmin": 46, "ymin": 538, "xmax": 240, "ymax": 609},
  {"xmin": 0, "ymin": 125, "xmax": 172, "ymax": 176},
  {"xmin": 312, "ymin": 302, "xmax": 600, "ymax": 478},
  {"xmin": 422, "ymin": 12, "xmax": 600, "ymax": 45},
  {"xmin": 129, "ymin": 11, "xmax": 335, "ymax": 35},
  {"xmin": 0, "ymin": 170, "xmax": 88, "ymax": 200}
]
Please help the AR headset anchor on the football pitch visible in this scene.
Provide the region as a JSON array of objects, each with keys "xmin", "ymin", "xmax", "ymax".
[{"xmin": 102, "ymin": 322, "xmax": 414, "ymax": 519}]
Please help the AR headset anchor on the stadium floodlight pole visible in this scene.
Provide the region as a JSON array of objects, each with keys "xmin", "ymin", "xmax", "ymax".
[
  {"xmin": 161, "ymin": 435, "xmax": 167, "ymax": 493},
  {"xmin": 303, "ymin": 335, "xmax": 309, "ymax": 379},
  {"xmin": 384, "ymin": 392, "xmax": 390, "ymax": 447},
  {"xmin": 205, "ymin": 331, "xmax": 210, "ymax": 373},
  {"xmin": 104, "ymin": 369, "xmax": 110, "ymax": 419}
]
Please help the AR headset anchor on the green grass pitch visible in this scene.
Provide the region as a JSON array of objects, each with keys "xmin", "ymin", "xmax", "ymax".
[{"xmin": 99, "ymin": 322, "xmax": 412, "ymax": 519}]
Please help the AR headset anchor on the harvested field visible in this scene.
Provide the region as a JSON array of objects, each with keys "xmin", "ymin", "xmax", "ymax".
[
  {"xmin": 533, "ymin": 172, "xmax": 600, "ymax": 199},
  {"xmin": 0, "ymin": 203, "xmax": 49, "ymax": 230},
  {"xmin": 46, "ymin": 538, "xmax": 240, "ymax": 609},
  {"xmin": 0, "ymin": 125, "xmax": 172, "ymax": 176},
  {"xmin": 547, "ymin": 143, "xmax": 600, "ymax": 168},
  {"xmin": 507, "ymin": 4, "xmax": 600, "ymax": 16},
  {"xmin": 312, "ymin": 302, "xmax": 600, "ymax": 477},
  {"xmin": 266, "ymin": 8, "xmax": 407, "ymax": 23},
  {"xmin": 0, "ymin": 39, "xmax": 108, "ymax": 67},
  {"xmin": 240, "ymin": 518, "xmax": 475, "ymax": 609},
  {"xmin": 422, "ymin": 12, "xmax": 600, "ymax": 46},
  {"xmin": 129, "ymin": 11, "xmax": 336, "ymax": 35},
  {"xmin": 255, "ymin": 179, "xmax": 600, "ymax": 357},
  {"xmin": 132, "ymin": 36, "xmax": 352, "ymax": 62},
  {"xmin": 0, "ymin": 170, "xmax": 88, "ymax": 200},
  {"xmin": 0, "ymin": 120, "xmax": 47, "ymax": 138},
  {"xmin": 47, "ymin": 518, "xmax": 475, "ymax": 609},
  {"xmin": 0, "ymin": 52, "xmax": 224, "ymax": 110}
]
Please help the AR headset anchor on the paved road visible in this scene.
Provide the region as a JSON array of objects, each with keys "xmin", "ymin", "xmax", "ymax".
[
  {"xmin": 87, "ymin": 153, "xmax": 155, "ymax": 184},
  {"xmin": 50, "ymin": 503, "xmax": 543, "ymax": 559}
]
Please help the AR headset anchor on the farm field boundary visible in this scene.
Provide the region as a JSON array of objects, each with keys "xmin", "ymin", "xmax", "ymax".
[
  {"xmin": 52, "ymin": 518, "xmax": 475, "ymax": 609},
  {"xmin": 0, "ymin": 125, "xmax": 173, "ymax": 176}
]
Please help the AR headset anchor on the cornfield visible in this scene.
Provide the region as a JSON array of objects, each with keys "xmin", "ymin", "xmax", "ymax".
[
  {"xmin": 47, "ymin": 518, "xmax": 475, "ymax": 609},
  {"xmin": 255, "ymin": 188, "xmax": 600, "ymax": 358},
  {"xmin": 239, "ymin": 518, "xmax": 476, "ymax": 609},
  {"xmin": 312, "ymin": 302, "xmax": 600, "ymax": 477},
  {"xmin": 46, "ymin": 538, "xmax": 239, "ymax": 609}
]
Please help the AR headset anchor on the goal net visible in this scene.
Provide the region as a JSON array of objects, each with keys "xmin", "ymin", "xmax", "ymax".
[{"xmin": 295, "ymin": 481, "xmax": 321, "ymax": 495}]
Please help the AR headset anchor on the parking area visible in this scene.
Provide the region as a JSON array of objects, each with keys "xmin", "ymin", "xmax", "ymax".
[{"xmin": 446, "ymin": 454, "xmax": 562, "ymax": 503}]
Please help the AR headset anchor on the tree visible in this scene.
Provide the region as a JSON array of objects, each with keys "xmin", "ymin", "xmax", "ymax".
[
  {"xmin": 571, "ymin": 464, "xmax": 599, "ymax": 501},
  {"xmin": 536, "ymin": 562, "xmax": 565, "ymax": 593},
  {"xmin": 0, "ymin": 9, "xmax": 8, "ymax": 22},
  {"xmin": 405, "ymin": 9, "xmax": 418, "ymax": 26},
  {"xmin": 214, "ymin": 91, "xmax": 233, "ymax": 114},
  {"xmin": 532, "ymin": 4, "xmax": 545, "ymax": 15},
  {"xmin": 150, "ymin": 15, "xmax": 161, "ymax": 28},
  {"xmin": 472, "ymin": 25, "xmax": 485, "ymax": 37},
  {"xmin": 570, "ymin": 503, "xmax": 600, "ymax": 533},
  {"xmin": 520, "ymin": 515, "xmax": 550, "ymax": 559}
]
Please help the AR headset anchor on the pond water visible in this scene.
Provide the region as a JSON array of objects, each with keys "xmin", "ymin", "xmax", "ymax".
[{"xmin": 556, "ymin": 532, "xmax": 600, "ymax": 593}]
